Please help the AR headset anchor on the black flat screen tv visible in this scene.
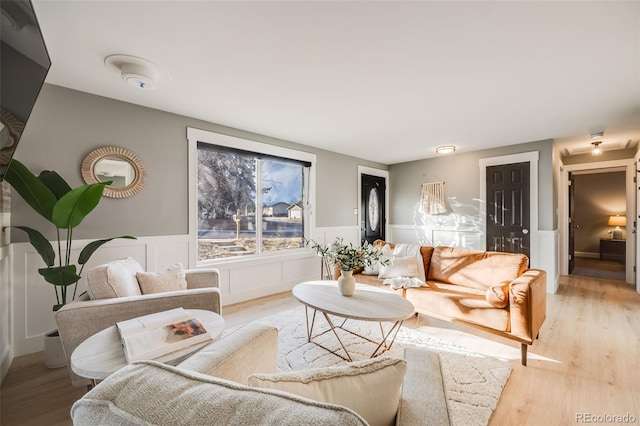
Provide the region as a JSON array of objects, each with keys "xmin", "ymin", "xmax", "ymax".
[{"xmin": 0, "ymin": 0, "xmax": 51, "ymax": 181}]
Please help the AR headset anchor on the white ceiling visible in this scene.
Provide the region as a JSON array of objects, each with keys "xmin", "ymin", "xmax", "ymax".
[{"xmin": 32, "ymin": 1, "xmax": 640, "ymax": 165}]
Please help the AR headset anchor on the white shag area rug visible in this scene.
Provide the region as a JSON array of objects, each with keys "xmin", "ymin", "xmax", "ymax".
[{"xmin": 253, "ymin": 306, "xmax": 511, "ymax": 426}]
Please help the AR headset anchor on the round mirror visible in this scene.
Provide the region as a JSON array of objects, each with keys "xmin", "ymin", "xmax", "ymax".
[{"xmin": 81, "ymin": 146, "xmax": 146, "ymax": 198}]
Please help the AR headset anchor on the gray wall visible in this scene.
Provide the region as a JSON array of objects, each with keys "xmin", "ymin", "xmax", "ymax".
[
  {"xmin": 9, "ymin": 84, "xmax": 386, "ymax": 242},
  {"xmin": 573, "ymin": 171, "xmax": 626, "ymax": 253},
  {"xmin": 388, "ymin": 139, "xmax": 556, "ymax": 230}
]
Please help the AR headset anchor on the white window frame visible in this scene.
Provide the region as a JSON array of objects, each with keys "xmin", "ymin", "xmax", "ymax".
[{"xmin": 187, "ymin": 127, "xmax": 316, "ymax": 268}]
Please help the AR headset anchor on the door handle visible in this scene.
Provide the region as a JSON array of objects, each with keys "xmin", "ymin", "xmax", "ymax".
[{"xmin": 522, "ymin": 229, "xmax": 529, "ymax": 235}]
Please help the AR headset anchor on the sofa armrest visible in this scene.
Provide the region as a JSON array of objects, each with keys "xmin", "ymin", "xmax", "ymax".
[
  {"xmin": 508, "ymin": 269, "xmax": 547, "ymax": 343},
  {"xmin": 178, "ymin": 322, "xmax": 278, "ymax": 385},
  {"xmin": 185, "ymin": 268, "xmax": 220, "ymax": 289},
  {"xmin": 55, "ymin": 288, "xmax": 221, "ymax": 387}
]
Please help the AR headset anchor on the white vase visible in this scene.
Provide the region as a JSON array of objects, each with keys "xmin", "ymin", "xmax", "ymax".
[
  {"xmin": 44, "ymin": 330, "xmax": 67, "ymax": 369},
  {"xmin": 337, "ymin": 270, "xmax": 356, "ymax": 297}
]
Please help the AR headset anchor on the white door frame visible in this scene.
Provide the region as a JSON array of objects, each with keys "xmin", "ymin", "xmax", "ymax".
[
  {"xmin": 479, "ymin": 151, "xmax": 539, "ymax": 267},
  {"xmin": 559, "ymin": 158, "xmax": 636, "ymax": 286},
  {"xmin": 358, "ymin": 166, "xmax": 389, "ymax": 244}
]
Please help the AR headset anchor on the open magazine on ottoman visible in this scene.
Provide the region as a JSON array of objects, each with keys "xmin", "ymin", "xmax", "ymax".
[{"xmin": 117, "ymin": 308, "xmax": 212, "ymax": 363}]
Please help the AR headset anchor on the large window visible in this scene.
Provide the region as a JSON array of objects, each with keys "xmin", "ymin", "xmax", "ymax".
[{"xmin": 191, "ymin": 130, "xmax": 314, "ymax": 262}]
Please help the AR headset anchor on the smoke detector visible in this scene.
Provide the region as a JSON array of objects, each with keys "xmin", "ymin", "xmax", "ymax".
[{"xmin": 105, "ymin": 55, "xmax": 170, "ymax": 90}]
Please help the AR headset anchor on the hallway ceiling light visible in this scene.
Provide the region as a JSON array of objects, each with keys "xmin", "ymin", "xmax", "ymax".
[
  {"xmin": 435, "ymin": 145, "xmax": 455, "ymax": 154},
  {"xmin": 591, "ymin": 141, "xmax": 602, "ymax": 155}
]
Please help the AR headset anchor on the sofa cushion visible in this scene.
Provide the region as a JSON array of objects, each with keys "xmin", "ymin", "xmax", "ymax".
[
  {"xmin": 71, "ymin": 361, "xmax": 368, "ymax": 426},
  {"xmin": 428, "ymin": 246, "xmax": 528, "ymax": 291},
  {"xmin": 86, "ymin": 257, "xmax": 143, "ymax": 300},
  {"xmin": 248, "ymin": 357, "xmax": 407, "ymax": 426},
  {"xmin": 137, "ymin": 263, "xmax": 187, "ymax": 295},
  {"xmin": 406, "ymin": 283, "xmax": 510, "ymax": 331}
]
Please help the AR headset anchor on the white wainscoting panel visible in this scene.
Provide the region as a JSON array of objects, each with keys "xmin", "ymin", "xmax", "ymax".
[
  {"xmin": 10, "ymin": 235, "xmax": 192, "ymax": 357},
  {"xmin": 1, "ymin": 244, "xmax": 12, "ymax": 383},
  {"xmin": 532, "ymin": 229, "xmax": 559, "ymax": 293},
  {"xmin": 313, "ymin": 226, "xmax": 360, "ymax": 246},
  {"xmin": 389, "ymin": 225, "xmax": 483, "ymax": 249},
  {"xmin": 10, "ymin": 234, "xmax": 324, "ymax": 356}
]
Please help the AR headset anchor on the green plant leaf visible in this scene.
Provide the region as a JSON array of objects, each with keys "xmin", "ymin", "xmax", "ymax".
[
  {"xmin": 38, "ymin": 170, "xmax": 72, "ymax": 200},
  {"xmin": 78, "ymin": 236, "xmax": 137, "ymax": 265},
  {"xmin": 38, "ymin": 265, "xmax": 80, "ymax": 287},
  {"xmin": 4, "ymin": 159, "xmax": 57, "ymax": 221},
  {"xmin": 52, "ymin": 183, "xmax": 107, "ymax": 229},
  {"xmin": 7, "ymin": 226, "xmax": 55, "ymax": 267}
]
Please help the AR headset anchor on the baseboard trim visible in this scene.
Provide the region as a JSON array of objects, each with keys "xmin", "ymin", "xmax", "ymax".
[{"xmin": 575, "ymin": 251, "xmax": 600, "ymax": 259}]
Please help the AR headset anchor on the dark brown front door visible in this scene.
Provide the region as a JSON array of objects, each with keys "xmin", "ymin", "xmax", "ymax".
[
  {"xmin": 361, "ymin": 174, "xmax": 386, "ymax": 245},
  {"xmin": 486, "ymin": 162, "xmax": 530, "ymax": 257}
]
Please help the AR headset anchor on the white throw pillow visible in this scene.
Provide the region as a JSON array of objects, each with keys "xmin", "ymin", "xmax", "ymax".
[
  {"xmin": 136, "ymin": 263, "xmax": 187, "ymax": 295},
  {"xmin": 378, "ymin": 255, "xmax": 420, "ymax": 279},
  {"xmin": 86, "ymin": 257, "xmax": 144, "ymax": 299},
  {"xmin": 392, "ymin": 244, "xmax": 426, "ymax": 282},
  {"xmin": 248, "ymin": 357, "xmax": 407, "ymax": 426},
  {"xmin": 362, "ymin": 244, "xmax": 391, "ymax": 275}
]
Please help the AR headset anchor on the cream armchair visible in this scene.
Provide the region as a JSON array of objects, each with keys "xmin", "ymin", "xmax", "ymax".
[{"xmin": 55, "ymin": 258, "xmax": 221, "ymax": 387}]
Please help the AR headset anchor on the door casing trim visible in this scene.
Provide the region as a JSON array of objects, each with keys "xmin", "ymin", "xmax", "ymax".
[
  {"xmin": 358, "ymin": 166, "xmax": 389, "ymax": 245},
  {"xmin": 479, "ymin": 151, "xmax": 539, "ymax": 266},
  {"xmin": 559, "ymin": 158, "xmax": 635, "ymax": 285}
]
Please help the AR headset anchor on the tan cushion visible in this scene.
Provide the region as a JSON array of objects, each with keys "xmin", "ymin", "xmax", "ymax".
[
  {"xmin": 378, "ymin": 255, "xmax": 420, "ymax": 279},
  {"xmin": 248, "ymin": 357, "xmax": 407, "ymax": 426},
  {"xmin": 485, "ymin": 284, "xmax": 509, "ymax": 308},
  {"xmin": 137, "ymin": 263, "xmax": 187, "ymax": 295},
  {"xmin": 86, "ymin": 257, "xmax": 143, "ymax": 300}
]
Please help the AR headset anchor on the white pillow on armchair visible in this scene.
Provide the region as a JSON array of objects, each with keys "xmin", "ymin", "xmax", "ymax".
[{"xmin": 86, "ymin": 257, "xmax": 144, "ymax": 300}]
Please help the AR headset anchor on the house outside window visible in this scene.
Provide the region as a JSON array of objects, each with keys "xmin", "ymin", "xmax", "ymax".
[{"xmin": 188, "ymin": 128, "xmax": 315, "ymax": 264}]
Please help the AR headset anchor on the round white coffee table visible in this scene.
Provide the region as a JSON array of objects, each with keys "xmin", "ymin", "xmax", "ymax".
[
  {"xmin": 71, "ymin": 309, "xmax": 225, "ymax": 386},
  {"xmin": 292, "ymin": 281, "xmax": 415, "ymax": 361}
]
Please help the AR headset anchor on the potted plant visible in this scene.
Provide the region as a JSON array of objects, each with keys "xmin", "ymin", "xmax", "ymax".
[
  {"xmin": 305, "ymin": 237, "xmax": 389, "ymax": 296},
  {"xmin": 4, "ymin": 159, "xmax": 135, "ymax": 366}
]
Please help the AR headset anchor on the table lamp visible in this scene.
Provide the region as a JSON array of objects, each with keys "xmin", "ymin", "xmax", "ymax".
[{"xmin": 608, "ymin": 215, "xmax": 626, "ymax": 239}]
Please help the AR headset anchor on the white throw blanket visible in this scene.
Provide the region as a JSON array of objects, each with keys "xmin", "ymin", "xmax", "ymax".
[{"xmin": 383, "ymin": 276, "xmax": 427, "ymax": 289}]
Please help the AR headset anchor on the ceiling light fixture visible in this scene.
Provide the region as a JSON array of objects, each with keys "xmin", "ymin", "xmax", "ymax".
[
  {"xmin": 591, "ymin": 141, "xmax": 602, "ymax": 155},
  {"xmin": 435, "ymin": 145, "xmax": 456, "ymax": 154},
  {"xmin": 104, "ymin": 54, "xmax": 170, "ymax": 90}
]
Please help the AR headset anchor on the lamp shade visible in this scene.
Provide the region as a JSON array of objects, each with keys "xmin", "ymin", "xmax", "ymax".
[{"xmin": 608, "ymin": 215, "xmax": 626, "ymax": 227}]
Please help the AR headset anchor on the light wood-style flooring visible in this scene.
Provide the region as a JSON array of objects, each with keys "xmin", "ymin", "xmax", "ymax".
[{"xmin": 2, "ymin": 274, "xmax": 639, "ymax": 425}]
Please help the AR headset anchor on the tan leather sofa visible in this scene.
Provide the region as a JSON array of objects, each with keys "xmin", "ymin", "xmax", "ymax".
[{"xmin": 347, "ymin": 240, "xmax": 547, "ymax": 366}]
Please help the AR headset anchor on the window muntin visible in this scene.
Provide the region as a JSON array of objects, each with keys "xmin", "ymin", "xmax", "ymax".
[{"xmin": 197, "ymin": 143, "xmax": 307, "ymax": 261}]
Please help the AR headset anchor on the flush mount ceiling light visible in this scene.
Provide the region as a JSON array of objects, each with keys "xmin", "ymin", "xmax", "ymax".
[
  {"xmin": 435, "ymin": 145, "xmax": 456, "ymax": 154},
  {"xmin": 591, "ymin": 141, "xmax": 602, "ymax": 155},
  {"xmin": 104, "ymin": 54, "xmax": 170, "ymax": 90}
]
